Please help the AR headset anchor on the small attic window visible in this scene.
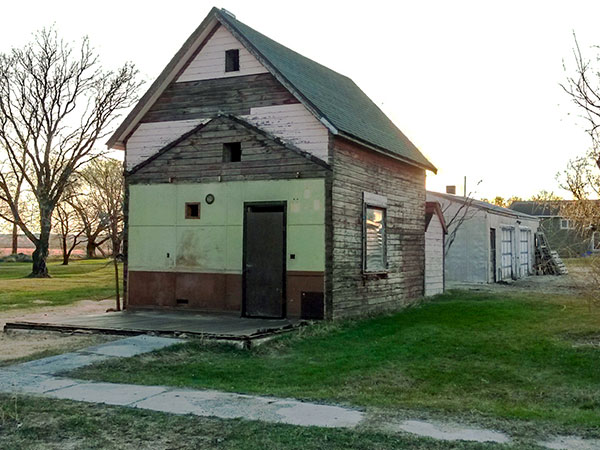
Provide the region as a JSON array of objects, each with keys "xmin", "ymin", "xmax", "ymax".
[
  {"xmin": 223, "ymin": 142, "xmax": 242, "ymax": 162},
  {"xmin": 225, "ymin": 49, "xmax": 240, "ymax": 72},
  {"xmin": 185, "ymin": 202, "xmax": 201, "ymax": 219}
]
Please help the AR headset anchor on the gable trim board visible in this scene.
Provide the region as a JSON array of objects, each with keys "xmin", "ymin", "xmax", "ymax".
[{"xmin": 107, "ymin": 8, "xmax": 436, "ymax": 173}]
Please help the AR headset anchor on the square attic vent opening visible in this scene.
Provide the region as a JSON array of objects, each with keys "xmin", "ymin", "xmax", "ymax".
[
  {"xmin": 223, "ymin": 142, "xmax": 242, "ymax": 162},
  {"xmin": 225, "ymin": 49, "xmax": 240, "ymax": 72}
]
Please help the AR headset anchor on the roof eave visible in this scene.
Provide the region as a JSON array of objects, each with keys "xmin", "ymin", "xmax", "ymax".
[{"xmin": 338, "ymin": 131, "xmax": 437, "ymax": 173}]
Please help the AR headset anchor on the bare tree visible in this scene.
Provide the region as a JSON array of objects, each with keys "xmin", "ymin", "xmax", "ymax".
[
  {"xmin": 438, "ymin": 181, "xmax": 482, "ymax": 256},
  {"xmin": 0, "ymin": 150, "xmax": 29, "ymax": 254},
  {"xmin": 561, "ymin": 34, "xmax": 600, "ymax": 230},
  {"xmin": 0, "ymin": 28, "xmax": 141, "ymax": 277},
  {"xmin": 81, "ymin": 157, "xmax": 124, "ymax": 309},
  {"xmin": 560, "ymin": 34, "xmax": 600, "ymax": 309},
  {"xmin": 70, "ymin": 193, "xmax": 110, "ymax": 258},
  {"xmin": 54, "ymin": 195, "xmax": 85, "ymax": 265}
]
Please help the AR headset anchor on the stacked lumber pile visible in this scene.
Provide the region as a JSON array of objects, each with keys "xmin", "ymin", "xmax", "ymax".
[{"xmin": 535, "ymin": 232, "xmax": 568, "ymax": 275}]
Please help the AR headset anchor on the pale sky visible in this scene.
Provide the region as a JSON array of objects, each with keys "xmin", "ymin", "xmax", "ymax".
[{"xmin": 2, "ymin": 0, "xmax": 599, "ymax": 200}]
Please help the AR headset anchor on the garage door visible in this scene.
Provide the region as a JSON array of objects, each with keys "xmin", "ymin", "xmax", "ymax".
[
  {"xmin": 519, "ymin": 229, "xmax": 530, "ymax": 277},
  {"xmin": 501, "ymin": 228, "xmax": 513, "ymax": 280}
]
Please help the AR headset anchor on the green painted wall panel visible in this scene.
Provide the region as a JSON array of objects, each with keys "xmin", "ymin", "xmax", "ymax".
[
  {"xmin": 128, "ymin": 226, "xmax": 176, "ymax": 270},
  {"xmin": 287, "ymin": 225, "xmax": 325, "ymax": 271},
  {"xmin": 176, "ymin": 226, "xmax": 227, "ymax": 271},
  {"xmin": 129, "ymin": 179, "xmax": 325, "ymax": 273},
  {"xmin": 129, "ymin": 185, "xmax": 176, "ymax": 226}
]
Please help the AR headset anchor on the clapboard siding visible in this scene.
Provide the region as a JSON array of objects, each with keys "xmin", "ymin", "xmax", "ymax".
[
  {"xmin": 177, "ymin": 24, "xmax": 267, "ymax": 82},
  {"xmin": 126, "ymin": 119, "xmax": 209, "ymax": 169},
  {"xmin": 125, "ymin": 76, "xmax": 332, "ymax": 169},
  {"xmin": 244, "ymin": 104, "xmax": 329, "ymax": 162},
  {"xmin": 330, "ymin": 137, "xmax": 426, "ymax": 319},
  {"xmin": 425, "ymin": 215, "xmax": 444, "ymax": 296},
  {"xmin": 140, "ymin": 73, "xmax": 299, "ymax": 124},
  {"xmin": 128, "ymin": 116, "xmax": 328, "ymax": 184}
]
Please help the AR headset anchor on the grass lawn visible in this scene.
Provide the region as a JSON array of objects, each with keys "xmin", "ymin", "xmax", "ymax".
[
  {"xmin": 73, "ymin": 290, "xmax": 600, "ymax": 440},
  {"xmin": 0, "ymin": 394, "xmax": 529, "ymax": 449},
  {"xmin": 0, "ymin": 259, "xmax": 121, "ymax": 312}
]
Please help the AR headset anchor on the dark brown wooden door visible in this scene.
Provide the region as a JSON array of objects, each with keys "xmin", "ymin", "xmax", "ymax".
[{"xmin": 243, "ymin": 203, "xmax": 286, "ymax": 318}]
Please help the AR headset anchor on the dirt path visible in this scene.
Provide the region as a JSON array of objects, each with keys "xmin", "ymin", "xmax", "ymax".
[
  {"xmin": 448, "ymin": 268, "xmax": 588, "ymax": 296},
  {"xmin": 0, "ymin": 299, "xmax": 115, "ymax": 363}
]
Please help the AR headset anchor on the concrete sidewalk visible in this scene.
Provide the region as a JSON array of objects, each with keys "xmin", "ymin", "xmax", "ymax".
[
  {"xmin": 0, "ymin": 335, "xmax": 363, "ymax": 428},
  {"xmin": 3, "ymin": 335, "xmax": 595, "ymax": 448}
]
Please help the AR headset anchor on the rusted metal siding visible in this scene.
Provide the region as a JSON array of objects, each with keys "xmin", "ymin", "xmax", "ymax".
[{"xmin": 329, "ymin": 137, "xmax": 426, "ymax": 319}]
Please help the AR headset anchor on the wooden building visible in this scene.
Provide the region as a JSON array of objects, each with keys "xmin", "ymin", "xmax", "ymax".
[
  {"xmin": 427, "ymin": 192, "xmax": 539, "ymax": 284},
  {"xmin": 509, "ymin": 200, "xmax": 599, "ymax": 258},
  {"xmin": 108, "ymin": 8, "xmax": 437, "ymax": 319},
  {"xmin": 425, "ymin": 202, "xmax": 447, "ymax": 296}
]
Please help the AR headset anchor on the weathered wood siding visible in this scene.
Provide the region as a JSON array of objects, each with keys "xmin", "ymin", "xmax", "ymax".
[
  {"xmin": 126, "ymin": 119, "xmax": 208, "ymax": 169},
  {"xmin": 330, "ymin": 137, "xmax": 426, "ymax": 318},
  {"xmin": 177, "ymin": 24, "xmax": 267, "ymax": 83},
  {"xmin": 128, "ymin": 115, "xmax": 328, "ymax": 184},
  {"xmin": 425, "ymin": 214, "xmax": 444, "ymax": 296},
  {"xmin": 245, "ymin": 104, "xmax": 329, "ymax": 162},
  {"xmin": 141, "ymin": 73, "xmax": 298, "ymax": 124},
  {"xmin": 125, "ymin": 25, "xmax": 331, "ymax": 170}
]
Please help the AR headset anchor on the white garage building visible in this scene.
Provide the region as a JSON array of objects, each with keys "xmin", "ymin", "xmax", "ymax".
[{"xmin": 427, "ymin": 191, "xmax": 540, "ymax": 284}]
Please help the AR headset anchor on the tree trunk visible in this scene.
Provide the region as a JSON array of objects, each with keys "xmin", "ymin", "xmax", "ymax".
[
  {"xmin": 86, "ymin": 240, "xmax": 97, "ymax": 259},
  {"xmin": 29, "ymin": 207, "xmax": 52, "ymax": 278},
  {"xmin": 61, "ymin": 236, "xmax": 71, "ymax": 266},
  {"xmin": 11, "ymin": 222, "xmax": 18, "ymax": 254}
]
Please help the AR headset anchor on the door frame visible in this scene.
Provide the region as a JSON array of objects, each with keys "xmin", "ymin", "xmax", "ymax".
[
  {"xmin": 490, "ymin": 228, "xmax": 497, "ymax": 283},
  {"xmin": 242, "ymin": 201, "xmax": 287, "ymax": 318},
  {"xmin": 519, "ymin": 228, "xmax": 531, "ymax": 277},
  {"xmin": 500, "ymin": 226, "xmax": 514, "ymax": 280}
]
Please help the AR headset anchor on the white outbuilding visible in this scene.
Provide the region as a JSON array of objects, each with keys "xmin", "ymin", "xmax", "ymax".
[
  {"xmin": 427, "ymin": 191, "xmax": 540, "ymax": 284},
  {"xmin": 425, "ymin": 201, "xmax": 447, "ymax": 296}
]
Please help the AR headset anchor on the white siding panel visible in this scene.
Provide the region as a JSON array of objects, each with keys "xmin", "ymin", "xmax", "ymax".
[
  {"xmin": 243, "ymin": 104, "xmax": 329, "ymax": 162},
  {"xmin": 425, "ymin": 216, "xmax": 444, "ymax": 296},
  {"xmin": 126, "ymin": 119, "xmax": 208, "ymax": 169},
  {"xmin": 177, "ymin": 26, "xmax": 267, "ymax": 82}
]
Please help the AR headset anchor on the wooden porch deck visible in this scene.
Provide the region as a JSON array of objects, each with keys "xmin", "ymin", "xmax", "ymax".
[{"xmin": 4, "ymin": 309, "xmax": 302, "ymax": 345}]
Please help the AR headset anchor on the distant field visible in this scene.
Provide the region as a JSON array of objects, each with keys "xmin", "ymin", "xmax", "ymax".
[
  {"xmin": 0, "ymin": 247, "xmax": 85, "ymax": 257},
  {"xmin": 0, "ymin": 259, "xmax": 121, "ymax": 312}
]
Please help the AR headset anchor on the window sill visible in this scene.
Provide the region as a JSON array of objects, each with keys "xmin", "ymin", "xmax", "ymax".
[{"xmin": 362, "ymin": 271, "xmax": 389, "ymax": 280}]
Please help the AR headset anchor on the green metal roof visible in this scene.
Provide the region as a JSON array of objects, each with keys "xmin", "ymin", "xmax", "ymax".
[{"xmin": 219, "ymin": 11, "xmax": 436, "ymax": 172}]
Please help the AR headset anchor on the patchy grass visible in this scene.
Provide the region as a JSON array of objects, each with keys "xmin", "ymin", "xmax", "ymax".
[
  {"xmin": 563, "ymin": 257, "xmax": 595, "ymax": 269},
  {"xmin": 0, "ymin": 259, "xmax": 121, "ymax": 312},
  {"xmin": 73, "ymin": 290, "xmax": 600, "ymax": 438},
  {"xmin": 0, "ymin": 333, "xmax": 116, "ymax": 368},
  {"xmin": 0, "ymin": 394, "xmax": 519, "ymax": 450}
]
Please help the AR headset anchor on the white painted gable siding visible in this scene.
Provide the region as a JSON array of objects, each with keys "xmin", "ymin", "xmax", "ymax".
[
  {"xmin": 425, "ymin": 214, "xmax": 444, "ymax": 296},
  {"xmin": 243, "ymin": 104, "xmax": 329, "ymax": 162},
  {"xmin": 125, "ymin": 26, "xmax": 329, "ymax": 168},
  {"xmin": 126, "ymin": 119, "xmax": 208, "ymax": 169},
  {"xmin": 177, "ymin": 25, "xmax": 267, "ymax": 82}
]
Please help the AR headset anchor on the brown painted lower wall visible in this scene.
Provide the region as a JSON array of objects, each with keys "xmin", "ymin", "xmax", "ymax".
[
  {"xmin": 128, "ymin": 270, "xmax": 324, "ymax": 318},
  {"xmin": 286, "ymin": 271, "xmax": 325, "ymax": 317}
]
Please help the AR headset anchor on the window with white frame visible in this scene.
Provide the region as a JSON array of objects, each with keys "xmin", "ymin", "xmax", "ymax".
[
  {"xmin": 560, "ymin": 218, "xmax": 575, "ymax": 229},
  {"xmin": 363, "ymin": 192, "xmax": 388, "ymax": 273}
]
